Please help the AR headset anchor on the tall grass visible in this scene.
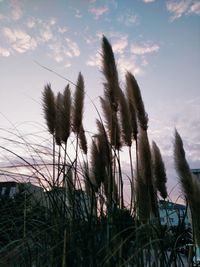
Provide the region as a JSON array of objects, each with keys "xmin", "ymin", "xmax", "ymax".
[{"xmin": 0, "ymin": 36, "xmax": 198, "ymax": 267}]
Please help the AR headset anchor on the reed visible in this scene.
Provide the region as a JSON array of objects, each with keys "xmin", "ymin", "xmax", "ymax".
[
  {"xmin": 118, "ymin": 88, "xmax": 132, "ymax": 147},
  {"xmin": 174, "ymin": 129, "xmax": 200, "ymax": 246},
  {"xmin": 126, "ymin": 72, "xmax": 148, "ymax": 131},
  {"xmin": 42, "ymin": 83, "xmax": 56, "ymax": 135},
  {"xmin": 61, "ymin": 84, "xmax": 71, "ymax": 144},
  {"xmin": 102, "ymin": 36, "xmax": 120, "ymax": 112},
  {"xmin": 0, "ymin": 35, "xmax": 197, "ymax": 267},
  {"xmin": 152, "ymin": 140, "xmax": 168, "ymax": 199},
  {"xmin": 137, "ymin": 129, "xmax": 159, "ymax": 221},
  {"xmin": 72, "ymin": 72, "xmax": 85, "ymax": 134}
]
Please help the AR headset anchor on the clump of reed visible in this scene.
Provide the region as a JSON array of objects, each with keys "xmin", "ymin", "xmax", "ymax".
[
  {"xmin": 0, "ymin": 35, "xmax": 198, "ymax": 267},
  {"xmin": 174, "ymin": 130, "xmax": 200, "ymax": 246}
]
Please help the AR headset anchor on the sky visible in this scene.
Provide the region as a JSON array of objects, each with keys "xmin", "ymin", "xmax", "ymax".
[{"xmin": 0, "ymin": 0, "xmax": 200, "ymax": 202}]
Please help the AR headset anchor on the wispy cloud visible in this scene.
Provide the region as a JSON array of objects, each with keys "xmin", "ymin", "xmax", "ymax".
[
  {"xmin": 26, "ymin": 17, "xmax": 57, "ymax": 44},
  {"xmin": 89, "ymin": 6, "xmax": 108, "ymax": 19},
  {"xmin": 58, "ymin": 27, "xmax": 68, "ymax": 34},
  {"xmin": 65, "ymin": 38, "xmax": 80, "ymax": 57},
  {"xmin": 26, "ymin": 19, "xmax": 36, "ymax": 28},
  {"xmin": 0, "ymin": 0, "xmax": 23, "ymax": 22},
  {"xmin": 86, "ymin": 50, "xmax": 101, "ymax": 67},
  {"xmin": 0, "ymin": 10, "xmax": 80, "ymax": 64},
  {"xmin": 118, "ymin": 12, "xmax": 139, "ymax": 26},
  {"xmin": 10, "ymin": 0, "xmax": 23, "ymax": 21},
  {"xmin": 48, "ymin": 42, "xmax": 64, "ymax": 62},
  {"xmin": 41, "ymin": 30, "xmax": 53, "ymax": 42},
  {"xmin": 49, "ymin": 18, "xmax": 56, "ymax": 25},
  {"xmin": 166, "ymin": 0, "xmax": 200, "ymax": 21},
  {"xmin": 70, "ymin": 6, "xmax": 82, "ymax": 18},
  {"xmin": 26, "ymin": 17, "xmax": 42, "ymax": 28},
  {"xmin": 38, "ymin": 19, "xmax": 57, "ymax": 43},
  {"xmin": 166, "ymin": 0, "xmax": 190, "ymax": 20},
  {"xmin": 189, "ymin": 1, "xmax": 200, "ymax": 15},
  {"xmin": 47, "ymin": 37, "xmax": 80, "ymax": 63},
  {"xmin": 112, "ymin": 35, "xmax": 128, "ymax": 54},
  {"xmin": 2, "ymin": 27, "xmax": 37, "ymax": 53},
  {"xmin": 75, "ymin": 9, "xmax": 82, "ymax": 18},
  {"xmin": 131, "ymin": 43, "xmax": 160, "ymax": 55},
  {"xmin": 117, "ymin": 55, "xmax": 141, "ymax": 76},
  {"xmin": 85, "ymin": 35, "xmax": 99, "ymax": 45},
  {"xmin": 0, "ymin": 47, "xmax": 10, "ymax": 57}
]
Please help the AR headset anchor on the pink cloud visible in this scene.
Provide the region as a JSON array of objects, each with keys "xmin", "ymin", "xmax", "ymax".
[
  {"xmin": 131, "ymin": 43, "xmax": 160, "ymax": 55},
  {"xmin": 89, "ymin": 6, "xmax": 108, "ymax": 19}
]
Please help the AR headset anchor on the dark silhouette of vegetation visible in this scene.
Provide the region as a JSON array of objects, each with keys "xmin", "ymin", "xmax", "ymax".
[{"xmin": 0, "ymin": 36, "xmax": 199, "ymax": 267}]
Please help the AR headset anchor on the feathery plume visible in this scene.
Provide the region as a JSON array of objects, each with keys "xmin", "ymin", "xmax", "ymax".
[
  {"xmin": 100, "ymin": 97, "xmax": 121, "ymax": 150},
  {"xmin": 191, "ymin": 175, "xmax": 200, "ymax": 245},
  {"xmin": 96, "ymin": 119, "xmax": 111, "ymax": 165},
  {"xmin": 126, "ymin": 76, "xmax": 138, "ymax": 140},
  {"xmin": 42, "ymin": 83, "xmax": 56, "ymax": 135},
  {"xmin": 79, "ymin": 124, "xmax": 87, "ymax": 155},
  {"xmin": 55, "ymin": 92, "xmax": 63, "ymax": 146},
  {"xmin": 96, "ymin": 120, "xmax": 115, "ymax": 204},
  {"xmin": 73, "ymin": 72, "xmax": 85, "ymax": 134},
  {"xmin": 90, "ymin": 139, "xmax": 106, "ymax": 191},
  {"xmin": 174, "ymin": 129, "xmax": 200, "ymax": 245},
  {"xmin": 118, "ymin": 88, "xmax": 132, "ymax": 147},
  {"xmin": 152, "ymin": 141, "xmax": 168, "ymax": 199},
  {"xmin": 138, "ymin": 130, "xmax": 158, "ymax": 219},
  {"xmin": 61, "ymin": 84, "xmax": 71, "ymax": 143},
  {"xmin": 174, "ymin": 130, "xmax": 193, "ymax": 197},
  {"xmin": 102, "ymin": 36, "xmax": 120, "ymax": 112},
  {"xmin": 126, "ymin": 72, "xmax": 148, "ymax": 131}
]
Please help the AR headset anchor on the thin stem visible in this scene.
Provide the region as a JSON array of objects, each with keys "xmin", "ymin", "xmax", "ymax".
[
  {"xmin": 129, "ymin": 146, "xmax": 134, "ymax": 214},
  {"xmin": 53, "ymin": 135, "xmax": 56, "ymax": 187}
]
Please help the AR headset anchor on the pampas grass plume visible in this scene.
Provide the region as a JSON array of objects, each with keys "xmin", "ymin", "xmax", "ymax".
[
  {"xmin": 152, "ymin": 141, "xmax": 168, "ymax": 199},
  {"xmin": 126, "ymin": 72, "xmax": 148, "ymax": 131},
  {"xmin": 73, "ymin": 72, "xmax": 85, "ymax": 134},
  {"xmin": 42, "ymin": 83, "xmax": 56, "ymax": 135}
]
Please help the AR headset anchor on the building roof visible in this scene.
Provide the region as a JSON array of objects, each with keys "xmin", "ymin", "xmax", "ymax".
[{"xmin": 159, "ymin": 200, "xmax": 186, "ymax": 211}]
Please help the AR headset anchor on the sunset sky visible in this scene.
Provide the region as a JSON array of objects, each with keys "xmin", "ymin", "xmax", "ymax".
[{"xmin": 0, "ymin": 0, "xmax": 199, "ymax": 201}]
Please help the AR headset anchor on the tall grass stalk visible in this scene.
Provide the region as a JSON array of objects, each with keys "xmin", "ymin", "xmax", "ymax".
[{"xmin": 0, "ymin": 36, "xmax": 197, "ymax": 267}]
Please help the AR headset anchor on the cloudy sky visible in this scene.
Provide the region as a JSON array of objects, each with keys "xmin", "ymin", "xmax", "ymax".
[{"xmin": 0, "ymin": 0, "xmax": 199, "ymax": 201}]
